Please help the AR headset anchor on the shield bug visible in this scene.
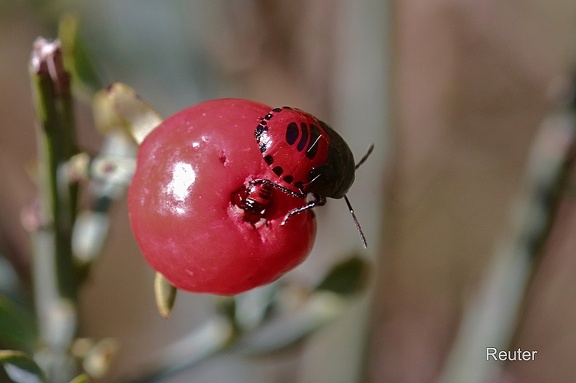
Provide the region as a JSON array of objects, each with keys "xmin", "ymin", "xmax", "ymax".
[{"xmin": 237, "ymin": 106, "xmax": 373, "ymax": 247}]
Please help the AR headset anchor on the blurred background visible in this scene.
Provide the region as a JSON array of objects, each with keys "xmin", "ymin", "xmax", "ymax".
[{"xmin": 1, "ymin": 0, "xmax": 576, "ymax": 382}]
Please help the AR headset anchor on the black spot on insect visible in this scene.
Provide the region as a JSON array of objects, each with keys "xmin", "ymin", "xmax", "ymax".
[
  {"xmin": 265, "ymin": 113, "xmax": 274, "ymax": 120},
  {"xmin": 297, "ymin": 123, "xmax": 309, "ymax": 152},
  {"xmin": 273, "ymin": 166, "xmax": 283, "ymax": 176},
  {"xmin": 294, "ymin": 181, "xmax": 304, "ymax": 190},
  {"xmin": 286, "ymin": 122, "xmax": 299, "ymax": 145},
  {"xmin": 272, "ymin": 108, "xmax": 282, "ymax": 113},
  {"xmin": 283, "ymin": 175, "xmax": 294, "ymax": 184},
  {"xmin": 255, "ymin": 124, "xmax": 267, "ymax": 139},
  {"xmin": 259, "ymin": 142, "xmax": 269, "ymax": 153},
  {"xmin": 260, "ymin": 120, "xmax": 267, "ymax": 126},
  {"xmin": 282, "ymin": 106, "xmax": 292, "ymax": 110},
  {"xmin": 264, "ymin": 155, "xmax": 274, "ymax": 165}
]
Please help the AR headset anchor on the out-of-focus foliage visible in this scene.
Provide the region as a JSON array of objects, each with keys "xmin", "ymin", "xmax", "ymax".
[
  {"xmin": 315, "ymin": 255, "xmax": 368, "ymax": 296},
  {"xmin": 58, "ymin": 13, "xmax": 102, "ymax": 100},
  {"xmin": 0, "ymin": 350, "xmax": 47, "ymax": 383},
  {"xmin": 0, "ymin": 296, "xmax": 37, "ymax": 351}
]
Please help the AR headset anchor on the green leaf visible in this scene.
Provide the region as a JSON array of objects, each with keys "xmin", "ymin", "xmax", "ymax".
[
  {"xmin": 59, "ymin": 13, "xmax": 103, "ymax": 99},
  {"xmin": 0, "ymin": 256, "xmax": 21, "ymax": 300},
  {"xmin": 314, "ymin": 256, "xmax": 370, "ymax": 296},
  {"xmin": 0, "ymin": 350, "xmax": 46, "ymax": 383},
  {"xmin": 0, "ymin": 295, "xmax": 37, "ymax": 350},
  {"xmin": 69, "ymin": 373, "xmax": 89, "ymax": 383}
]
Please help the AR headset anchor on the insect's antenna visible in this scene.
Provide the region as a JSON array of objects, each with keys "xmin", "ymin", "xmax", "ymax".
[
  {"xmin": 344, "ymin": 195, "xmax": 367, "ymax": 248},
  {"xmin": 355, "ymin": 144, "xmax": 375, "ymax": 170}
]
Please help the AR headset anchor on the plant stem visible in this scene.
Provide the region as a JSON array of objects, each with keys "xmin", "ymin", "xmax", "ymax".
[
  {"xmin": 439, "ymin": 100, "xmax": 576, "ymax": 383},
  {"xmin": 29, "ymin": 37, "xmax": 79, "ymax": 383}
]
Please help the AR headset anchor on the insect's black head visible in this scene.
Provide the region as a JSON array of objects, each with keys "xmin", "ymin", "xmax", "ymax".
[{"xmin": 305, "ymin": 121, "xmax": 355, "ymax": 199}]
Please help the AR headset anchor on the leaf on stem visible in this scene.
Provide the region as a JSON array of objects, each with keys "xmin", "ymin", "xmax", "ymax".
[
  {"xmin": 59, "ymin": 13, "xmax": 103, "ymax": 100},
  {"xmin": 0, "ymin": 295, "xmax": 38, "ymax": 351},
  {"xmin": 0, "ymin": 350, "xmax": 47, "ymax": 383},
  {"xmin": 68, "ymin": 373, "xmax": 89, "ymax": 383},
  {"xmin": 314, "ymin": 255, "xmax": 370, "ymax": 296}
]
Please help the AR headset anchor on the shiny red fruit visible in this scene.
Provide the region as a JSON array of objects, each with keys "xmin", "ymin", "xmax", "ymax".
[{"xmin": 128, "ymin": 99, "xmax": 317, "ymax": 295}]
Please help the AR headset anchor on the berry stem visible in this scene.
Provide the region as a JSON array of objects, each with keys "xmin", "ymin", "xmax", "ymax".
[{"xmin": 155, "ymin": 272, "xmax": 177, "ymax": 319}]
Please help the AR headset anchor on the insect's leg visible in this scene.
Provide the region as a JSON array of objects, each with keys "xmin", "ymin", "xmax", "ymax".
[
  {"xmin": 281, "ymin": 194, "xmax": 326, "ymax": 225},
  {"xmin": 250, "ymin": 179, "xmax": 307, "ymax": 199}
]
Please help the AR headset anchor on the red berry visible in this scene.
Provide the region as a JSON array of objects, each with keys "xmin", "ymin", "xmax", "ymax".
[{"xmin": 128, "ymin": 99, "xmax": 317, "ymax": 295}]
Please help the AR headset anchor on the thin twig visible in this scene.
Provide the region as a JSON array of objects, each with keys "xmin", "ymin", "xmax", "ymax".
[
  {"xmin": 439, "ymin": 94, "xmax": 576, "ymax": 383},
  {"xmin": 29, "ymin": 37, "xmax": 79, "ymax": 383}
]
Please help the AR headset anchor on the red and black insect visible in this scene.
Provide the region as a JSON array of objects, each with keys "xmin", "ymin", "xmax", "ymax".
[{"xmin": 235, "ymin": 106, "xmax": 372, "ymax": 247}]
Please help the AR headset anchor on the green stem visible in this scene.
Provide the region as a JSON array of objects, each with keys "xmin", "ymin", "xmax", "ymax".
[{"xmin": 29, "ymin": 37, "xmax": 79, "ymax": 383}]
